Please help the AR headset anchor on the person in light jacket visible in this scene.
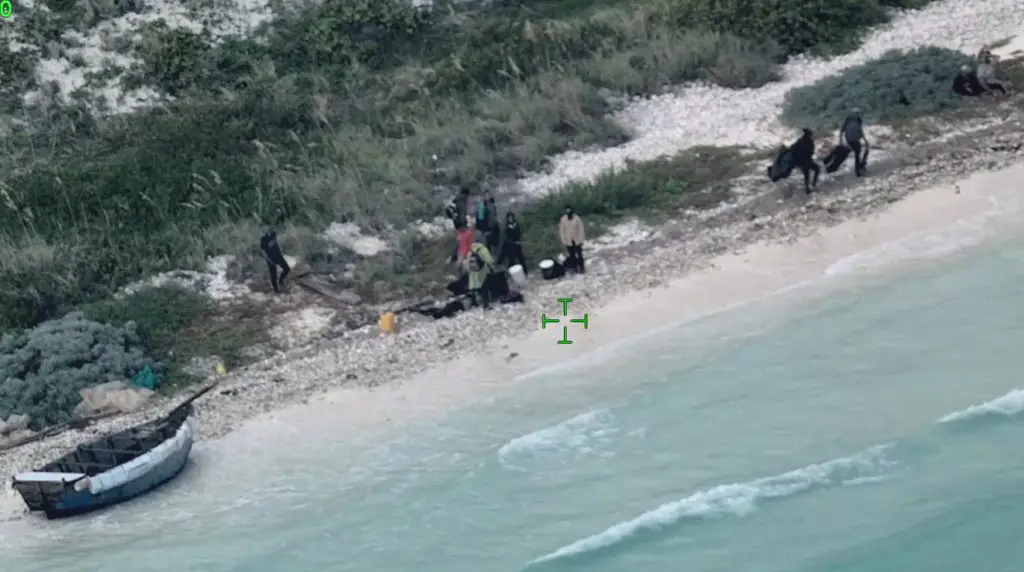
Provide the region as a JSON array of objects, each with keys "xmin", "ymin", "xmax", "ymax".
[
  {"xmin": 466, "ymin": 241, "xmax": 494, "ymax": 309},
  {"xmin": 976, "ymin": 48, "xmax": 1010, "ymax": 95},
  {"xmin": 559, "ymin": 205, "xmax": 586, "ymax": 274}
]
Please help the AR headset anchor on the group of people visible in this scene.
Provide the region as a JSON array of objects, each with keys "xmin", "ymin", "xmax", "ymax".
[
  {"xmin": 953, "ymin": 48, "xmax": 1012, "ymax": 97},
  {"xmin": 768, "ymin": 109, "xmax": 871, "ymax": 194},
  {"xmin": 254, "ymin": 185, "xmax": 590, "ymax": 313},
  {"xmin": 770, "ymin": 47, "xmax": 1013, "ymax": 195},
  {"xmin": 443, "ymin": 185, "xmax": 587, "ymax": 310}
]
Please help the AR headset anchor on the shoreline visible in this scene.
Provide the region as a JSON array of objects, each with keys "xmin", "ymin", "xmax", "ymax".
[
  {"xmin": 256, "ymin": 157, "xmax": 1021, "ymax": 434},
  {"xmin": 3, "ymin": 112, "xmax": 1024, "ymax": 522}
]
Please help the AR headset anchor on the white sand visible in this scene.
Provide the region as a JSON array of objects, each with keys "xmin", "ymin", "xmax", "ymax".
[{"xmin": 234, "ymin": 161, "xmax": 1024, "ymax": 442}]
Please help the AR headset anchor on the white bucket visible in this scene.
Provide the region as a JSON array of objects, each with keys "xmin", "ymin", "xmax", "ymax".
[
  {"xmin": 539, "ymin": 259, "xmax": 554, "ymax": 270},
  {"xmin": 508, "ymin": 264, "xmax": 527, "ymax": 288}
]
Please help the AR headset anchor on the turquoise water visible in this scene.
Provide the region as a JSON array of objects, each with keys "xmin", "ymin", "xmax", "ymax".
[{"xmin": 4, "ymin": 234, "xmax": 1024, "ymax": 571}]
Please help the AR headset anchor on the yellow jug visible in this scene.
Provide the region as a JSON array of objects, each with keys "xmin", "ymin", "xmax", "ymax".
[{"xmin": 379, "ymin": 312, "xmax": 398, "ymax": 335}]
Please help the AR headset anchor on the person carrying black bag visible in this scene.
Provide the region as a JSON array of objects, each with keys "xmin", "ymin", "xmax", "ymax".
[
  {"xmin": 838, "ymin": 108, "xmax": 870, "ymax": 177},
  {"xmin": 497, "ymin": 212, "xmax": 527, "ymax": 274}
]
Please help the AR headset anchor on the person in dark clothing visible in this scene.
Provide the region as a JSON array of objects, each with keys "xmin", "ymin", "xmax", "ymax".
[
  {"xmin": 474, "ymin": 195, "xmax": 499, "ymax": 252},
  {"xmin": 953, "ymin": 65, "xmax": 986, "ymax": 96},
  {"xmin": 838, "ymin": 108, "xmax": 869, "ymax": 177},
  {"xmin": 789, "ymin": 128, "xmax": 820, "ymax": 193},
  {"xmin": 497, "ymin": 212, "xmax": 527, "ymax": 274},
  {"xmin": 445, "ymin": 185, "xmax": 472, "ymax": 229},
  {"xmin": 259, "ymin": 228, "xmax": 290, "ymax": 293}
]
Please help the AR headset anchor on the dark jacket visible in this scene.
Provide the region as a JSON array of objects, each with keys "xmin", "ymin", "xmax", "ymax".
[
  {"xmin": 953, "ymin": 72, "xmax": 984, "ymax": 96},
  {"xmin": 840, "ymin": 115, "xmax": 864, "ymax": 144},
  {"xmin": 475, "ymin": 198, "xmax": 497, "ymax": 231},
  {"xmin": 446, "ymin": 192, "xmax": 470, "ymax": 223},
  {"xmin": 260, "ymin": 231, "xmax": 283, "ymax": 260},
  {"xmin": 504, "ymin": 219, "xmax": 522, "ymax": 243},
  {"xmin": 788, "ymin": 130, "xmax": 815, "ymax": 167}
]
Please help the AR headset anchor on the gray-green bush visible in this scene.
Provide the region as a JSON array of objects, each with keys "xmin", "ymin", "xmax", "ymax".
[
  {"xmin": 780, "ymin": 47, "xmax": 973, "ymax": 130},
  {"xmin": 0, "ymin": 312, "xmax": 159, "ymax": 429}
]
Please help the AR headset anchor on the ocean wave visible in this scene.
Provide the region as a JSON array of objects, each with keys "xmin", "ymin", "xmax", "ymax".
[
  {"xmin": 937, "ymin": 388, "xmax": 1024, "ymax": 424},
  {"xmin": 526, "ymin": 444, "xmax": 894, "ymax": 566},
  {"xmin": 497, "ymin": 410, "xmax": 618, "ymax": 466}
]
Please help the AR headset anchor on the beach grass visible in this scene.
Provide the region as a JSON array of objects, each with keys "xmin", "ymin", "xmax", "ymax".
[{"xmin": 80, "ymin": 285, "xmax": 270, "ymax": 390}]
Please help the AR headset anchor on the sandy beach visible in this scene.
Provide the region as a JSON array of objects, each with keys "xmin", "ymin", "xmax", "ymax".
[{"xmin": 4, "ymin": 102, "xmax": 1024, "ymax": 522}]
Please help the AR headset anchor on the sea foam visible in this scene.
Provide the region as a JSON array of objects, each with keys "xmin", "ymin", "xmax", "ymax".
[
  {"xmin": 527, "ymin": 444, "xmax": 894, "ymax": 565},
  {"xmin": 938, "ymin": 388, "xmax": 1024, "ymax": 423}
]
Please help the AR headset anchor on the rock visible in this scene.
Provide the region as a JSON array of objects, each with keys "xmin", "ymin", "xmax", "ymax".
[
  {"xmin": 337, "ymin": 289, "xmax": 362, "ymax": 305},
  {"xmin": 0, "ymin": 414, "xmax": 29, "ymax": 436}
]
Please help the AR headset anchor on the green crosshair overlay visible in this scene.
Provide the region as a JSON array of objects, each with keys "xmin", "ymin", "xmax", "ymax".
[{"xmin": 540, "ymin": 297, "xmax": 589, "ymax": 345}]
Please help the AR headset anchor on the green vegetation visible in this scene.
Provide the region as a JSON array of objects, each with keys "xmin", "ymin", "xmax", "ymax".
[
  {"xmin": 780, "ymin": 47, "xmax": 974, "ymax": 130},
  {"xmin": 517, "ymin": 146, "xmax": 752, "ymax": 262},
  {"xmin": 81, "ymin": 285, "xmax": 269, "ymax": 387},
  {"xmin": 0, "ymin": 0, "xmax": 943, "ymax": 337}
]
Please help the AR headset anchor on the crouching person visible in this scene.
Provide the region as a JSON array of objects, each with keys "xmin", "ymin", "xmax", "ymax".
[{"xmin": 466, "ymin": 242, "xmax": 494, "ymax": 310}]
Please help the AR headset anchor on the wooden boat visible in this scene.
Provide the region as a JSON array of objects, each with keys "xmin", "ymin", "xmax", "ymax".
[{"xmin": 10, "ymin": 385, "xmax": 213, "ymax": 519}]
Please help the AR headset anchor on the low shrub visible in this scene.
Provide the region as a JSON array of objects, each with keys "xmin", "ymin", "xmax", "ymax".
[
  {"xmin": 580, "ymin": 30, "xmax": 782, "ymax": 95},
  {"xmin": 517, "ymin": 146, "xmax": 751, "ymax": 262},
  {"xmin": 81, "ymin": 285, "xmax": 212, "ymax": 360},
  {"xmin": 82, "ymin": 284, "xmax": 269, "ymax": 389},
  {"xmin": 668, "ymin": 0, "xmax": 891, "ymax": 56},
  {"xmin": 780, "ymin": 47, "xmax": 973, "ymax": 130},
  {"xmin": 0, "ymin": 312, "xmax": 159, "ymax": 429}
]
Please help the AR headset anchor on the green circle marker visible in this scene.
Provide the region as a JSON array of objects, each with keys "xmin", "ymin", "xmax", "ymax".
[{"xmin": 0, "ymin": 0, "xmax": 12, "ymax": 19}]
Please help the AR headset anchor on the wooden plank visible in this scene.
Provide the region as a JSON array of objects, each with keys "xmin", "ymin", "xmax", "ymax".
[{"xmin": 294, "ymin": 275, "xmax": 362, "ymax": 305}]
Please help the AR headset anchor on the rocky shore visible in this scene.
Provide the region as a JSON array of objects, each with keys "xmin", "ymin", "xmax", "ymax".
[{"xmin": 4, "ymin": 104, "xmax": 1024, "ymax": 520}]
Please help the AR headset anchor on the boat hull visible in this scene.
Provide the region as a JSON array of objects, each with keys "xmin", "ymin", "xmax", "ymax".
[{"xmin": 42, "ymin": 435, "xmax": 193, "ymax": 519}]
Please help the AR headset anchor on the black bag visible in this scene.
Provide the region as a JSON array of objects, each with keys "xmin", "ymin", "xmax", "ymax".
[
  {"xmin": 823, "ymin": 144, "xmax": 852, "ymax": 173},
  {"xmin": 488, "ymin": 271, "xmax": 510, "ymax": 299},
  {"xmin": 446, "ymin": 274, "xmax": 469, "ymax": 296},
  {"xmin": 767, "ymin": 148, "xmax": 795, "ymax": 182},
  {"xmin": 540, "ymin": 259, "xmax": 565, "ymax": 281}
]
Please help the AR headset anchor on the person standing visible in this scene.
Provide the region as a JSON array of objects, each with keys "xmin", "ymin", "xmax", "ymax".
[
  {"xmin": 838, "ymin": 108, "xmax": 869, "ymax": 177},
  {"xmin": 259, "ymin": 227, "xmax": 290, "ymax": 293},
  {"xmin": 474, "ymin": 194, "xmax": 499, "ymax": 253},
  {"xmin": 789, "ymin": 128, "xmax": 820, "ymax": 193},
  {"xmin": 466, "ymin": 241, "xmax": 494, "ymax": 310},
  {"xmin": 498, "ymin": 212, "xmax": 527, "ymax": 274},
  {"xmin": 559, "ymin": 206, "xmax": 586, "ymax": 274},
  {"xmin": 444, "ymin": 185, "xmax": 472, "ymax": 229},
  {"xmin": 448, "ymin": 220, "xmax": 476, "ymax": 267}
]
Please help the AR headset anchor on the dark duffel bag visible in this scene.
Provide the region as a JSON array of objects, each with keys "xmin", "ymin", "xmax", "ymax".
[
  {"xmin": 823, "ymin": 144, "xmax": 852, "ymax": 173},
  {"xmin": 766, "ymin": 148, "xmax": 795, "ymax": 182}
]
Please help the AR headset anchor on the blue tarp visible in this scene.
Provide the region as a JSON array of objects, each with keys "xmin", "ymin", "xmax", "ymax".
[{"xmin": 131, "ymin": 365, "xmax": 161, "ymax": 390}]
